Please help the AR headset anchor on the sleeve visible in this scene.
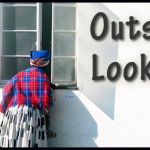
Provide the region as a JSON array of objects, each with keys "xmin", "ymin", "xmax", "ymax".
[{"xmin": 0, "ymin": 77, "xmax": 14, "ymax": 114}]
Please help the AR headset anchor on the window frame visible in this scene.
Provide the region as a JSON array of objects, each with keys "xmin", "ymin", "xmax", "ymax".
[
  {"xmin": 0, "ymin": 2, "xmax": 42, "ymax": 85},
  {"xmin": 51, "ymin": 3, "xmax": 78, "ymax": 88}
]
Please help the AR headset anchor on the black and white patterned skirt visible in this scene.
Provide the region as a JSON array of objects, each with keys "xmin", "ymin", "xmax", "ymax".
[{"xmin": 0, "ymin": 105, "xmax": 48, "ymax": 147}]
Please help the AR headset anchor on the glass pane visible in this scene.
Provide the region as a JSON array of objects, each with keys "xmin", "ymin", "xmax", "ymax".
[
  {"xmin": 1, "ymin": 57, "xmax": 31, "ymax": 80},
  {"xmin": 3, "ymin": 3, "xmax": 36, "ymax": 5},
  {"xmin": 3, "ymin": 7, "xmax": 36, "ymax": 30},
  {"xmin": 53, "ymin": 58, "xmax": 75, "ymax": 82},
  {"xmin": 2, "ymin": 32, "xmax": 36, "ymax": 55},
  {"xmin": 54, "ymin": 6, "xmax": 75, "ymax": 30},
  {"xmin": 54, "ymin": 3, "xmax": 75, "ymax": 5},
  {"xmin": 54, "ymin": 32, "xmax": 75, "ymax": 56}
]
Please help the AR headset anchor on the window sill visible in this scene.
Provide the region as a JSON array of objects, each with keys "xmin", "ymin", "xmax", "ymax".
[
  {"xmin": 0, "ymin": 85, "xmax": 5, "ymax": 88},
  {"xmin": 54, "ymin": 85, "xmax": 78, "ymax": 90},
  {"xmin": 0, "ymin": 84, "xmax": 79, "ymax": 89}
]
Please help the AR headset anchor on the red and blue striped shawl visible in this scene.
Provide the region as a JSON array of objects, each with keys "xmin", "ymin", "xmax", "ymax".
[{"xmin": 0, "ymin": 67, "xmax": 54, "ymax": 114}]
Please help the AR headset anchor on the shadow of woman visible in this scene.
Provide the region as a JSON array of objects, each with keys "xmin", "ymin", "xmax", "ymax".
[{"xmin": 47, "ymin": 90, "xmax": 98, "ymax": 147}]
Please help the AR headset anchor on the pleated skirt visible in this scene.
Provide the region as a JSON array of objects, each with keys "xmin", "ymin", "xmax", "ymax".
[{"xmin": 0, "ymin": 105, "xmax": 48, "ymax": 147}]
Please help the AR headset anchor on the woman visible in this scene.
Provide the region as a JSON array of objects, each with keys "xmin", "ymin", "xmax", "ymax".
[{"xmin": 0, "ymin": 50, "xmax": 54, "ymax": 147}]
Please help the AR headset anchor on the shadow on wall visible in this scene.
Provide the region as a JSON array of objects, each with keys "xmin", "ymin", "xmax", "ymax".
[
  {"xmin": 77, "ymin": 3, "xmax": 119, "ymax": 120},
  {"xmin": 47, "ymin": 90, "xmax": 98, "ymax": 147}
]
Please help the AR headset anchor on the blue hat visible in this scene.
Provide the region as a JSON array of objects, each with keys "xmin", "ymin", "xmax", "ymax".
[{"xmin": 30, "ymin": 50, "xmax": 50, "ymax": 67}]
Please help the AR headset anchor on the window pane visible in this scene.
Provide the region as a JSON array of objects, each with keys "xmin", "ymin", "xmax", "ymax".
[
  {"xmin": 53, "ymin": 58, "xmax": 75, "ymax": 82},
  {"xmin": 3, "ymin": 7, "xmax": 36, "ymax": 30},
  {"xmin": 55, "ymin": 3, "xmax": 76, "ymax": 5},
  {"xmin": 2, "ymin": 32, "xmax": 36, "ymax": 55},
  {"xmin": 1, "ymin": 57, "xmax": 30, "ymax": 80},
  {"xmin": 54, "ymin": 6, "xmax": 75, "ymax": 30},
  {"xmin": 3, "ymin": 3, "xmax": 36, "ymax": 5},
  {"xmin": 54, "ymin": 32, "xmax": 75, "ymax": 56}
]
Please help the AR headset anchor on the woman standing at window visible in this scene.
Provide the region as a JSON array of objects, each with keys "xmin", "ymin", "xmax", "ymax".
[{"xmin": 0, "ymin": 50, "xmax": 55, "ymax": 147}]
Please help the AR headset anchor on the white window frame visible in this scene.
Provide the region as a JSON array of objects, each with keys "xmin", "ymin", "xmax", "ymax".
[
  {"xmin": 0, "ymin": 2, "xmax": 42, "ymax": 85},
  {"xmin": 51, "ymin": 3, "xmax": 78, "ymax": 87}
]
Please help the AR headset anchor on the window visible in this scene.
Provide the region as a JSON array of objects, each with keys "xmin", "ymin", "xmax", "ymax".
[
  {"xmin": 0, "ymin": 2, "xmax": 77, "ymax": 88},
  {"xmin": 51, "ymin": 3, "xmax": 77, "ymax": 87},
  {"xmin": 0, "ymin": 2, "xmax": 42, "ymax": 84}
]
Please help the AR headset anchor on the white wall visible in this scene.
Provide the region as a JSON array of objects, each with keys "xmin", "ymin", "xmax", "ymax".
[
  {"xmin": 103, "ymin": 3, "xmax": 150, "ymax": 147},
  {"xmin": 48, "ymin": 89, "xmax": 117, "ymax": 147}
]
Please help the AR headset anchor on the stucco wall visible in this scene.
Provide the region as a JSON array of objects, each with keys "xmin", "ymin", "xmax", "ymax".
[{"xmin": 47, "ymin": 89, "xmax": 117, "ymax": 147}]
